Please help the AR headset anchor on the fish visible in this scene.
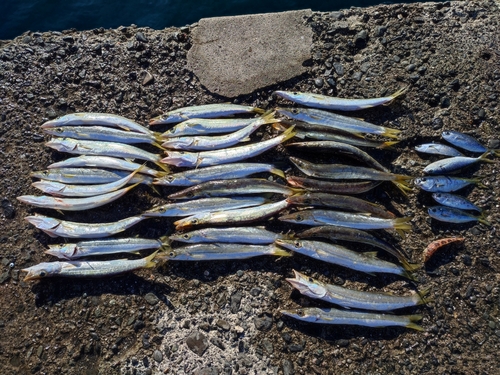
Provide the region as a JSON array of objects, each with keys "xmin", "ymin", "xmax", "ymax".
[
  {"xmin": 42, "ymin": 125, "xmax": 163, "ymax": 148},
  {"xmin": 278, "ymin": 209, "xmax": 412, "ymax": 237},
  {"xmin": 428, "ymin": 206, "xmax": 490, "ymax": 225},
  {"xmin": 32, "ymin": 168, "xmax": 141, "ymax": 197},
  {"xmin": 442, "ymin": 130, "xmax": 493, "ymax": 154},
  {"xmin": 161, "ymin": 126, "xmax": 296, "ymax": 167},
  {"xmin": 141, "ymin": 196, "xmax": 267, "ymax": 218},
  {"xmin": 167, "ymin": 178, "xmax": 301, "ymax": 199},
  {"xmin": 161, "ymin": 111, "xmax": 277, "ymax": 151},
  {"xmin": 22, "ymin": 251, "xmax": 158, "ymax": 281},
  {"xmin": 47, "ymin": 156, "xmax": 165, "ymax": 177},
  {"xmin": 295, "ymin": 225, "xmax": 409, "ymax": 263},
  {"xmin": 25, "ymin": 214, "xmax": 145, "ymax": 238},
  {"xmin": 423, "ymin": 237, "xmax": 465, "ymax": 263},
  {"xmin": 276, "ymin": 107, "xmax": 401, "ymax": 139},
  {"xmin": 413, "ymin": 176, "xmax": 484, "ymax": 192},
  {"xmin": 174, "ymin": 199, "xmax": 290, "ymax": 230},
  {"xmin": 169, "ymin": 226, "xmax": 284, "ymax": 244},
  {"xmin": 431, "ymin": 193, "xmax": 482, "ymax": 212},
  {"xmin": 286, "ymin": 270, "xmax": 428, "ymax": 311},
  {"xmin": 31, "ymin": 168, "xmax": 154, "ymax": 185},
  {"xmin": 150, "ymin": 103, "xmax": 264, "ymax": 125},
  {"xmin": 45, "ymin": 238, "xmax": 166, "ymax": 259},
  {"xmin": 163, "ymin": 243, "xmax": 291, "ymax": 261},
  {"xmin": 45, "ymin": 138, "xmax": 166, "ymax": 167},
  {"xmin": 41, "ymin": 112, "xmax": 151, "ymax": 135},
  {"xmin": 280, "ymin": 307, "xmax": 423, "ymax": 331},
  {"xmin": 273, "ymin": 87, "xmax": 407, "ymax": 111},
  {"xmin": 17, "ymin": 183, "xmax": 139, "ymax": 211},
  {"xmin": 287, "ymin": 176, "xmax": 382, "ymax": 195},
  {"xmin": 160, "ymin": 117, "xmax": 264, "ymax": 138},
  {"xmin": 286, "ymin": 192, "xmax": 395, "ymax": 219},
  {"xmin": 275, "ymin": 239, "xmax": 417, "ymax": 279},
  {"xmin": 423, "ymin": 152, "xmax": 494, "ymax": 175},
  {"xmin": 154, "ymin": 163, "xmax": 285, "ymax": 186},
  {"xmin": 414, "ymin": 143, "xmax": 464, "ymax": 157}
]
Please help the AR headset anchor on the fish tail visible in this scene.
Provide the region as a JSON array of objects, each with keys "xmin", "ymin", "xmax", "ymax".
[
  {"xmin": 252, "ymin": 106, "xmax": 265, "ymax": 114},
  {"xmin": 479, "ymin": 151, "xmax": 497, "ymax": 163},
  {"xmin": 391, "ymin": 180, "xmax": 413, "ymax": 197},
  {"xmin": 388, "ymin": 86, "xmax": 409, "ymax": 102},
  {"xmin": 401, "ymin": 269, "xmax": 418, "ymax": 282},
  {"xmin": 416, "ymin": 287, "xmax": 433, "ymax": 305},
  {"xmin": 379, "ymin": 140, "xmax": 400, "ymax": 149},
  {"xmin": 280, "ymin": 125, "xmax": 297, "ymax": 143},
  {"xmin": 270, "ymin": 167, "xmax": 286, "ymax": 179},
  {"xmin": 493, "ymin": 149, "xmax": 500, "ymax": 157},
  {"xmin": 270, "ymin": 247, "xmax": 293, "ymax": 257},
  {"xmin": 381, "ymin": 127, "xmax": 402, "ymax": 139},
  {"xmin": 394, "ymin": 216, "xmax": 412, "ymax": 234},
  {"xmin": 144, "ymin": 250, "xmax": 160, "ymax": 268},
  {"xmin": 154, "ymin": 161, "xmax": 171, "ymax": 173},
  {"xmin": 393, "ymin": 174, "xmax": 413, "ymax": 181},
  {"xmin": 470, "ymin": 177, "xmax": 488, "ymax": 189},
  {"xmin": 478, "ymin": 213, "xmax": 491, "ymax": 226},
  {"xmin": 400, "ymin": 258, "xmax": 422, "ymax": 273},
  {"xmin": 290, "ymin": 188, "xmax": 306, "ymax": 196},
  {"xmin": 406, "ymin": 314, "xmax": 424, "ymax": 331},
  {"xmin": 259, "ymin": 110, "xmax": 279, "ymax": 124}
]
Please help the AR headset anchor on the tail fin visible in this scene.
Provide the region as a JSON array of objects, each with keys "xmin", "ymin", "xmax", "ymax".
[
  {"xmin": 416, "ymin": 287, "xmax": 433, "ymax": 305},
  {"xmin": 387, "ymin": 86, "xmax": 409, "ymax": 103},
  {"xmin": 259, "ymin": 110, "xmax": 279, "ymax": 124},
  {"xmin": 391, "ymin": 180, "xmax": 413, "ymax": 197},
  {"xmin": 270, "ymin": 246, "xmax": 293, "ymax": 257},
  {"xmin": 478, "ymin": 212, "xmax": 491, "ymax": 226},
  {"xmin": 279, "ymin": 125, "xmax": 296, "ymax": 143},
  {"xmin": 406, "ymin": 314, "xmax": 424, "ymax": 331},
  {"xmin": 269, "ymin": 167, "xmax": 286, "ymax": 179},
  {"xmin": 253, "ymin": 107, "xmax": 265, "ymax": 114},
  {"xmin": 143, "ymin": 250, "xmax": 160, "ymax": 268},
  {"xmin": 379, "ymin": 140, "xmax": 400, "ymax": 149},
  {"xmin": 479, "ymin": 151, "xmax": 496, "ymax": 163},
  {"xmin": 381, "ymin": 127, "xmax": 402, "ymax": 139},
  {"xmin": 470, "ymin": 177, "xmax": 487, "ymax": 189},
  {"xmin": 393, "ymin": 216, "xmax": 412, "ymax": 238}
]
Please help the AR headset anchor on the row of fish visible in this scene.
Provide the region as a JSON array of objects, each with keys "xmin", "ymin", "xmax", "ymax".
[
  {"xmin": 20, "ymin": 88, "xmax": 431, "ymax": 331},
  {"xmin": 414, "ymin": 130, "xmax": 494, "ymax": 225}
]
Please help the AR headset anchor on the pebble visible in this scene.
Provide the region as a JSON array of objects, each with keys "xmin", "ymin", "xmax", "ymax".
[
  {"xmin": 477, "ymin": 108, "xmax": 486, "ymax": 119},
  {"xmin": 1, "ymin": 199, "xmax": 15, "ymax": 219},
  {"xmin": 326, "ymin": 78, "xmax": 336, "ymax": 87},
  {"xmin": 354, "ymin": 30, "xmax": 368, "ymax": 46},
  {"xmin": 440, "ymin": 96, "xmax": 451, "ymax": 108},
  {"xmin": 210, "ymin": 336, "xmax": 225, "ymax": 350},
  {"xmin": 288, "ymin": 344, "xmax": 304, "ymax": 352},
  {"xmin": 144, "ymin": 292, "xmax": 159, "ymax": 305},
  {"xmin": 153, "ymin": 349, "xmax": 163, "ymax": 363},
  {"xmin": 216, "ymin": 319, "xmax": 230, "ymax": 331},
  {"xmin": 261, "ymin": 338, "xmax": 274, "ymax": 354},
  {"xmin": 142, "ymin": 71, "xmax": 154, "ymax": 86},
  {"xmin": 194, "ymin": 367, "xmax": 219, "ymax": 375},
  {"xmin": 230, "ymin": 290, "xmax": 242, "ymax": 313},
  {"xmin": 254, "ymin": 315, "xmax": 273, "ymax": 331},
  {"xmin": 133, "ymin": 320, "xmax": 145, "ymax": 332},
  {"xmin": 136, "ymin": 32, "xmax": 148, "ymax": 43},
  {"xmin": 45, "ymin": 108, "xmax": 57, "ymax": 119},
  {"xmin": 186, "ymin": 331, "xmax": 209, "ymax": 357},
  {"xmin": 314, "ymin": 78, "xmax": 324, "ymax": 88},
  {"xmin": 282, "ymin": 359, "xmax": 294, "ymax": 375},
  {"xmin": 487, "ymin": 139, "xmax": 500, "ymax": 149},
  {"xmin": 352, "ymin": 72, "xmax": 362, "ymax": 81},
  {"xmin": 374, "ymin": 26, "xmax": 387, "ymax": 37},
  {"xmin": 0, "ymin": 271, "xmax": 10, "ymax": 284},
  {"xmin": 432, "ymin": 117, "xmax": 444, "ymax": 130},
  {"xmin": 250, "ymin": 287, "xmax": 261, "ymax": 296},
  {"xmin": 333, "ymin": 62, "xmax": 344, "ymax": 76}
]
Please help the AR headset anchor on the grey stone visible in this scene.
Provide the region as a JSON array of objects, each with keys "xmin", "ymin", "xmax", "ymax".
[
  {"xmin": 136, "ymin": 32, "xmax": 148, "ymax": 43},
  {"xmin": 230, "ymin": 290, "xmax": 242, "ymax": 313},
  {"xmin": 352, "ymin": 71, "xmax": 362, "ymax": 81},
  {"xmin": 216, "ymin": 319, "xmax": 230, "ymax": 331},
  {"xmin": 1, "ymin": 199, "xmax": 15, "ymax": 219},
  {"xmin": 254, "ymin": 315, "xmax": 273, "ymax": 331},
  {"xmin": 153, "ymin": 349, "xmax": 163, "ymax": 363},
  {"xmin": 333, "ymin": 62, "xmax": 344, "ymax": 76},
  {"xmin": 374, "ymin": 26, "xmax": 387, "ymax": 37},
  {"xmin": 282, "ymin": 359, "xmax": 294, "ymax": 375},
  {"xmin": 186, "ymin": 331, "xmax": 209, "ymax": 356},
  {"xmin": 194, "ymin": 368, "xmax": 219, "ymax": 375},
  {"xmin": 314, "ymin": 78, "xmax": 324, "ymax": 88},
  {"xmin": 187, "ymin": 10, "xmax": 313, "ymax": 97},
  {"xmin": 144, "ymin": 292, "xmax": 159, "ymax": 305},
  {"xmin": 354, "ymin": 30, "xmax": 368, "ymax": 45},
  {"xmin": 261, "ymin": 338, "xmax": 274, "ymax": 354}
]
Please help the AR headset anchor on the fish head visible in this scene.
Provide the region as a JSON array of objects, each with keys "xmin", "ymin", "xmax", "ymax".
[
  {"xmin": 22, "ymin": 262, "xmax": 63, "ymax": 281},
  {"xmin": 275, "ymin": 107, "xmax": 301, "ymax": 120},
  {"xmin": 278, "ymin": 211, "xmax": 307, "ymax": 224},
  {"xmin": 45, "ymin": 244, "xmax": 78, "ymax": 259},
  {"xmin": 45, "ymin": 138, "xmax": 76, "ymax": 153},
  {"xmin": 24, "ymin": 215, "xmax": 60, "ymax": 230},
  {"xmin": 275, "ymin": 238, "xmax": 303, "ymax": 251},
  {"xmin": 169, "ymin": 232, "xmax": 194, "ymax": 242},
  {"xmin": 141, "ymin": 205, "xmax": 169, "ymax": 217},
  {"xmin": 42, "ymin": 127, "xmax": 66, "ymax": 137},
  {"xmin": 30, "ymin": 170, "xmax": 52, "ymax": 179},
  {"xmin": 413, "ymin": 177, "xmax": 433, "ymax": 190},
  {"xmin": 286, "ymin": 270, "xmax": 327, "ymax": 299},
  {"xmin": 280, "ymin": 308, "xmax": 321, "ymax": 323},
  {"xmin": 161, "ymin": 151, "xmax": 198, "ymax": 168}
]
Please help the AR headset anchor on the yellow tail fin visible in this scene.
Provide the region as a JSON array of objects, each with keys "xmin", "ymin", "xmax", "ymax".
[
  {"xmin": 381, "ymin": 127, "xmax": 402, "ymax": 139},
  {"xmin": 280, "ymin": 125, "xmax": 297, "ymax": 143},
  {"xmin": 144, "ymin": 250, "xmax": 160, "ymax": 268},
  {"xmin": 270, "ymin": 167, "xmax": 286, "ymax": 179},
  {"xmin": 253, "ymin": 107, "xmax": 266, "ymax": 114},
  {"xmin": 394, "ymin": 216, "xmax": 412, "ymax": 238},
  {"xmin": 379, "ymin": 141, "xmax": 400, "ymax": 149},
  {"xmin": 388, "ymin": 86, "xmax": 409, "ymax": 102}
]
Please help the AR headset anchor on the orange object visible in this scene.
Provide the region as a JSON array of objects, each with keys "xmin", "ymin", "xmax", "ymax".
[{"xmin": 423, "ymin": 237, "xmax": 465, "ymax": 262}]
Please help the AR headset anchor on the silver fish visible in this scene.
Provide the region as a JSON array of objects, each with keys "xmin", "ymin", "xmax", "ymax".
[
  {"xmin": 170, "ymin": 227, "xmax": 284, "ymax": 244},
  {"xmin": 22, "ymin": 251, "xmax": 158, "ymax": 281},
  {"xmin": 47, "ymin": 156, "xmax": 165, "ymax": 177},
  {"xmin": 17, "ymin": 184, "xmax": 138, "ymax": 211},
  {"xmin": 273, "ymin": 87, "xmax": 407, "ymax": 111},
  {"xmin": 164, "ymin": 243, "xmax": 291, "ymax": 261},
  {"xmin": 442, "ymin": 130, "xmax": 488, "ymax": 153},
  {"xmin": 161, "ymin": 126, "xmax": 295, "ymax": 167},
  {"xmin": 413, "ymin": 176, "xmax": 483, "ymax": 192},
  {"xmin": 154, "ymin": 163, "xmax": 285, "ymax": 186},
  {"xmin": 423, "ymin": 152, "xmax": 493, "ymax": 175},
  {"xmin": 160, "ymin": 117, "xmax": 262, "ymax": 138},
  {"xmin": 275, "ymin": 239, "xmax": 415, "ymax": 279},
  {"xmin": 414, "ymin": 143, "xmax": 463, "ymax": 157},
  {"xmin": 45, "ymin": 238, "xmax": 165, "ymax": 259},
  {"xmin": 431, "ymin": 193, "xmax": 482, "ymax": 212},
  {"xmin": 150, "ymin": 104, "xmax": 264, "ymax": 125},
  {"xmin": 174, "ymin": 199, "xmax": 290, "ymax": 230},
  {"xmin": 25, "ymin": 214, "xmax": 145, "ymax": 238},
  {"xmin": 41, "ymin": 113, "xmax": 151, "ymax": 135},
  {"xmin": 287, "ymin": 270, "xmax": 428, "ymax": 311},
  {"xmin": 161, "ymin": 111, "xmax": 277, "ymax": 151},
  {"xmin": 31, "ymin": 168, "xmax": 154, "ymax": 185},
  {"xmin": 45, "ymin": 137, "xmax": 163, "ymax": 165},
  {"xmin": 281, "ymin": 307, "xmax": 423, "ymax": 331},
  {"xmin": 141, "ymin": 196, "xmax": 267, "ymax": 218},
  {"xmin": 428, "ymin": 206, "xmax": 490, "ymax": 225}
]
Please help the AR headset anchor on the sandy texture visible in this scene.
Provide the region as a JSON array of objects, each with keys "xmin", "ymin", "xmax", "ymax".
[{"xmin": 1, "ymin": 1, "xmax": 500, "ymax": 374}]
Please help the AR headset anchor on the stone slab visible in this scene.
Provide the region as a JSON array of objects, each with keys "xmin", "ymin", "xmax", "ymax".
[{"xmin": 187, "ymin": 10, "xmax": 313, "ymax": 97}]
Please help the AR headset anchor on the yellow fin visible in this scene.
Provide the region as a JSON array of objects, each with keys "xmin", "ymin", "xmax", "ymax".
[
  {"xmin": 381, "ymin": 127, "xmax": 402, "ymax": 139},
  {"xmin": 379, "ymin": 140, "xmax": 400, "ymax": 149},
  {"xmin": 144, "ymin": 250, "xmax": 160, "ymax": 268},
  {"xmin": 271, "ymin": 248, "xmax": 293, "ymax": 257},
  {"xmin": 270, "ymin": 167, "xmax": 286, "ymax": 179},
  {"xmin": 388, "ymin": 86, "xmax": 409, "ymax": 101},
  {"xmin": 253, "ymin": 107, "xmax": 265, "ymax": 114},
  {"xmin": 280, "ymin": 125, "xmax": 296, "ymax": 143}
]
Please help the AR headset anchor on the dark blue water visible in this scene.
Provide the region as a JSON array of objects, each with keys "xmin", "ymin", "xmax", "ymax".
[{"xmin": 1, "ymin": 0, "xmax": 443, "ymax": 41}]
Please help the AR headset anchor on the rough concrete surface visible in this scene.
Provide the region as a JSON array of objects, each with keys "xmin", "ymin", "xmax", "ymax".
[
  {"xmin": 1, "ymin": 1, "xmax": 500, "ymax": 375},
  {"xmin": 187, "ymin": 10, "xmax": 313, "ymax": 97}
]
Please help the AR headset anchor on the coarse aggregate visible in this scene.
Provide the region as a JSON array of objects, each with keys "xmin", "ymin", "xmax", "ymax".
[{"xmin": 0, "ymin": 1, "xmax": 500, "ymax": 374}]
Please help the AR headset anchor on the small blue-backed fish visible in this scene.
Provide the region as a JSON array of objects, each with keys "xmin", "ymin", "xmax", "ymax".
[
  {"xmin": 432, "ymin": 193, "xmax": 482, "ymax": 212},
  {"xmin": 413, "ymin": 176, "xmax": 484, "ymax": 192},
  {"xmin": 273, "ymin": 87, "xmax": 407, "ymax": 111},
  {"xmin": 414, "ymin": 143, "xmax": 464, "ymax": 157},
  {"xmin": 442, "ymin": 130, "xmax": 499, "ymax": 154},
  {"xmin": 286, "ymin": 270, "xmax": 429, "ymax": 311},
  {"xmin": 280, "ymin": 307, "xmax": 423, "ymax": 331},
  {"xmin": 22, "ymin": 251, "xmax": 159, "ymax": 281},
  {"xmin": 150, "ymin": 103, "xmax": 264, "ymax": 125},
  {"xmin": 428, "ymin": 206, "xmax": 490, "ymax": 225},
  {"xmin": 423, "ymin": 152, "xmax": 494, "ymax": 175}
]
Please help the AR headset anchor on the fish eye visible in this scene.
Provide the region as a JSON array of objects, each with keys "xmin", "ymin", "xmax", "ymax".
[
  {"xmin": 435, "ymin": 193, "xmax": 442, "ymax": 198},
  {"xmin": 186, "ymin": 192, "xmax": 194, "ymax": 198},
  {"xmin": 159, "ymin": 207, "xmax": 166, "ymax": 213},
  {"xmin": 420, "ymin": 178, "xmax": 427, "ymax": 182},
  {"xmin": 39, "ymin": 270, "xmax": 47, "ymax": 277},
  {"xmin": 302, "ymin": 199, "xmax": 311, "ymax": 205},
  {"xmin": 169, "ymin": 251, "xmax": 175, "ymax": 257},
  {"xmin": 292, "ymin": 109, "xmax": 299, "ymax": 114},
  {"xmin": 295, "ymin": 215, "xmax": 303, "ymax": 222},
  {"xmin": 293, "ymin": 92, "xmax": 298, "ymax": 95},
  {"xmin": 297, "ymin": 310, "xmax": 305, "ymax": 317},
  {"xmin": 56, "ymin": 127, "xmax": 63, "ymax": 133},
  {"xmin": 42, "ymin": 171, "xmax": 48, "ymax": 175},
  {"xmin": 183, "ymin": 234, "xmax": 190, "ymax": 239},
  {"xmin": 167, "ymin": 176, "xmax": 174, "ymax": 182},
  {"xmin": 192, "ymin": 219, "xmax": 198, "ymax": 225},
  {"xmin": 308, "ymin": 277, "xmax": 313, "ymax": 282},
  {"xmin": 294, "ymin": 241, "xmax": 301, "ymax": 248}
]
